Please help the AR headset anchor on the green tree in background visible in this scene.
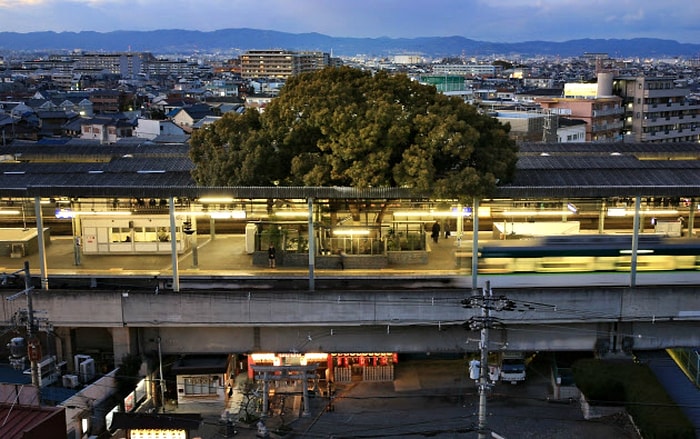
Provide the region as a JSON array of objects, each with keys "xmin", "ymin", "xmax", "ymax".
[{"xmin": 189, "ymin": 66, "xmax": 517, "ymax": 201}]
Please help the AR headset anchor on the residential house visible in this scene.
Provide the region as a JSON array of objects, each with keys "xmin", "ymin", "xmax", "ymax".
[
  {"xmin": 90, "ymin": 89, "xmax": 132, "ymax": 114},
  {"xmin": 80, "ymin": 116, "xmax": 135, "ymax": 144},
  {"xmin": 557, "ymin": 118, "xmax": 588, "ymax": 143},
  {"xmin": 134, "ymin": 118, "xmax": 186, "ymax": 140},
  {"xmin": 36, "ymin": 110, "xmax": 78, "ymax": 137},
  {"xmin": 192, "ymin": 115, "xmax": 222, "ymax": 130},
  {"xmin": 168, "ymin": 103, "xmax": 215, "ymax": 132}
]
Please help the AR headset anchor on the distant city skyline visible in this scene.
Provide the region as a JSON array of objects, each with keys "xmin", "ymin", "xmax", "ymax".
[{"xmin": 0, "ymin": 0, "xmax": 698, "ymax": 44}]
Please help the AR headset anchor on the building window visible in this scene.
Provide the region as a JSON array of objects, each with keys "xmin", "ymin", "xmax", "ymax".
[{"xmin": 184, "ymin": 376, "xmax": 218, "ymax": 395}]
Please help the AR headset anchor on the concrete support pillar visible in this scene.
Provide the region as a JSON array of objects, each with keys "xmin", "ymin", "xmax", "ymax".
[
  {"xmin": 169, "ymin": 196, "xmax": 180, "ymax": 292},
  {"xmin": 34, "ymin": 196, "xmax": 49, "ymax": 290},
  {"xmin": 111, "ymin": 327, "xmax": 131, "ymax": 367},
  {"xmin": 55, "ymin": 327, "xmax": 73, "ymax": 368},
  {"xmin": 689, "ymin": 199, "xmax": 696, "ymax": 238},
  {"xmin": 456, "ymin": 204, "xmax": 463, "ymax": 247},
  {"xmin": 471, "ymin": 198, "xmax": 480, "ymax": 290},
  {"xmin": 308, "ymin": 197, "xmax": 315, "ymax": 291},
  {"xmin": 302, "ymin": 372, "xmax": 310, "ymax": 416}
]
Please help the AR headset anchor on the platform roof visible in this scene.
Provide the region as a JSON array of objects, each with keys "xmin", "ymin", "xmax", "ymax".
[{"xmin": 0, "ymin": 140, "xmax": 698, "ymax": 200}]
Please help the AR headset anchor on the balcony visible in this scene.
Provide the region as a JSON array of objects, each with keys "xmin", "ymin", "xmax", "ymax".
[
  {"xmin": 591, "ymin": 120, "xmax": 624, "ymax": 133},
  {"xmin": 592, "ymin": 107, "xmax": 624, "ymax": 117},
  {"xmin": 643, "ymin": 88, "xmax": 689, "ymax": 99}
]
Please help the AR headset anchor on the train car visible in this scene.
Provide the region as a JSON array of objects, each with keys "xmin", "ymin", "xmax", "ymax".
[{"xmin": 478, "ymin": 235, "xmax": 700, "ymax": 274}]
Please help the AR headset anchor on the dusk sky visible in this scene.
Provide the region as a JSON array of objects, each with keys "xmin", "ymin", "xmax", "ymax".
[{"xmin": 0, "ymin": 0, "xmax": 698, "ymax": 44}]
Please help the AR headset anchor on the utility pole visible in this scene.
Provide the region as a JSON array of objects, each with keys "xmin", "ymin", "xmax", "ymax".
[
  {"xmin": 6, "ymin": 261, "xmax": 41, "ymax": 402},
  {"xmin": 462, "ymin": 280, "xmax": 515, "ymax": 439},
  {"xmin": 157, "ymin": 336, "xmax": 167, "ymax": 412}
]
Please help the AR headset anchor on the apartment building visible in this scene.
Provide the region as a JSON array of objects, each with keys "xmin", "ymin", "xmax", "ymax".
[
  {"xmin": 534, "ymin": 73, "xmax": 624, "ymax": 142},
  {"xmin": 432, "ymin": 64, "xmax": 503, "ymax": 78},
  {"xmin": 613, "ymin": 76, "xmax": 700, "ymax": 143},
  {"xmin": 22, "ymin": 52, "xmax": 205, "ymax": 80},
  {"xmin": 536, "ymin": 96, "xmax": 623, "ymax": 142},
  {"xmin": 240, "ymin": 50, "xmax": 332, "ymax": 79},
  {"xmin": 72, "ymin": 52, "xmax": 152, "ymax": 77}
]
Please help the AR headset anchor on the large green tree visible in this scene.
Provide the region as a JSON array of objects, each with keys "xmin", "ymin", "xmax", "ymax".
[{"xmin": 189, "ymin": 66, "xmax": 517, "ymax": 200}]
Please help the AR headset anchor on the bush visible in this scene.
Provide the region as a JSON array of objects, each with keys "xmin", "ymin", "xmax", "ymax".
[{"xmin": 572, "ymin": 358, "xmax": 695, "ymax": 438}]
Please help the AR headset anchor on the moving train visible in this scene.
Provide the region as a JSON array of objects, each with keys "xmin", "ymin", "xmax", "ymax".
[{"xmin": 477, "ymin": 235, "xmax": 700, "ymax": 274}]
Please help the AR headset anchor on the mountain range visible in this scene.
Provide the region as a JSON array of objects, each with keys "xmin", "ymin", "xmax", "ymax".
[{"xmin": 1, "ymin": 28, "xmax": 699, "ymax": 58}]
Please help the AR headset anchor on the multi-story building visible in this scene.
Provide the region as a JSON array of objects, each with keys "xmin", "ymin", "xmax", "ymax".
[
  {"xmin": 240, "ymin": 50, "xmax": 333, "ymax": 80},
  {"xmin": 613, "ymin": 76, "xmax": 700, "ymax": 143},
  {"xmin": 71, "ymin": 52, "xmax": 153, "ymax": 77},
  {"xmin": 536, "ymin": 96, "xmax": 624, "ymax": 142},
  {"xmin": 432, "ymin": 64, "xmax": 503, "ymax": 78},
  {"xmin": 535, "ymin": 73, "xmax": 624, "ymax": 142}
]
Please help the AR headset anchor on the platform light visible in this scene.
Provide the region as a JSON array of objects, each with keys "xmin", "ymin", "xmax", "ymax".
[
  {"xmin": 79, "ymin": 211, "xmax": 132, "ymax": 216},
  {"xmin": 641, "ymin": 209, "xmax": 679, "ymax": 216},
  {"xmin": 198, "ymin": 197, "xmax": 235, "ymax": 203},
  {"xmin": 393, "ymin": 206, "xmax": 490, "ymax": 218},
  {"xmin": 273, "ymin": 211, "xmax": 308, "ymax": 218},
  {"xmin": 607, "ymin": 208, "xmax": 679, "ymax": 217},
  {"xmin": 332, "ymin": 228, "xmax": 370, "ymax": 236},
  {"xmin": 209, "ymin": 210, "xmax": 246, "ymax": 219},
  {"xmin": 0, "ymin": 210, "xmax": 21, "ymax": 215},
  {"xmin": 620, "ymin": 249, "xmax": 654, "ymax": 255},
  {"xmin": 501, "ymin": 210, "xmax": 574, "ymax": 217},
  {"xmin": 55, "ymin": 209, "xmax": 132, "ymax": 218}
]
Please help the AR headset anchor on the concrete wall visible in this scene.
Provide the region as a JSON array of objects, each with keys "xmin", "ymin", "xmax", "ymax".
[{"xmin": 3, "ymin": 285, "xmax": 699, "ymax": 355}]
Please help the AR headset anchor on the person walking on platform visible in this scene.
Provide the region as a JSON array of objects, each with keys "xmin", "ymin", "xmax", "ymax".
[{"xmin": 268, "ymin": 243, "xmax": 276, "ymax": 268}]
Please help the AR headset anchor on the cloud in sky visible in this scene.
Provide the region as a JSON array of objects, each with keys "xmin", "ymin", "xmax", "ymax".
[{"xmin": 0, "ymin": 0, "xmax": 698, "ymax": 43}]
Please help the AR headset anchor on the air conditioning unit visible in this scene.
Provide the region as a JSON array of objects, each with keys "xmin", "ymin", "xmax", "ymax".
[
  {"xmin": 73, "ymin": 354, "xmax": 91, "ymax": 374},
  {"xmin": 62, "ymin": 374, "xmax": 80, "ymax": 389},
  {"xmin": 79, "ymin": 358, "xmax": 96, "ymax": 383}
]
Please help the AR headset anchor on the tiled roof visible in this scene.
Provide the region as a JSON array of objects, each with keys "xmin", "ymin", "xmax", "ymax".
[
  {"xmin": 500, "ymin": 142, "xmax": 700, "ymax": 198},
  {"xmin": 0, "ymin": 403, "xmax": 65, "ymax": 439}
]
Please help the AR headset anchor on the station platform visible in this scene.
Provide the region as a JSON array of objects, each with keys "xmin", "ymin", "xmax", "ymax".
[{"xmin": 0, "ymin": 232, "xmax": 472, "ymax": 284}]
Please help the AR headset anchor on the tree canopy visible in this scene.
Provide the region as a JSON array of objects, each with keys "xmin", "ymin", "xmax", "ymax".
[{"xmin": 189, "ymin": 66, "xmax": 518, "ymax": 201}]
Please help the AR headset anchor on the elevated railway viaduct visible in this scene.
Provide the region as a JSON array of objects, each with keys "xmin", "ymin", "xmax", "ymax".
[{"xmin": 0, "ymin": 140, "xmax": 699, "ymax": 369}]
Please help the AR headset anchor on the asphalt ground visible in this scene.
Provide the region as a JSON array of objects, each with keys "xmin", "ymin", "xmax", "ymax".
[{"xmin": 181, "ymin": 356, "xmax": 640, "ymax": 439}]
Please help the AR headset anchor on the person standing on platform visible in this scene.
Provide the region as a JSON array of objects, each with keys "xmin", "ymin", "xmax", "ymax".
[
  {"xmin": 431, "ymin": 221, "xmax": 441, "ymax": 243},
  {"xmin": 268, "ymin": 243, "xmax": 276, "ymax": 268}
]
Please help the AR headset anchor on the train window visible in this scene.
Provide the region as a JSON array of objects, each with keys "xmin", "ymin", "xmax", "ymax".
[
  {"xmin": 144, "ymin": 226, "xmax": 156, "ymax": 241},
  {"xmin": 110, "ymin": 227, "xmax": 132, "ymax": 242},
  {"xmin": 132, "ymin": 226, "xmax": 144, "ymax": 241}
]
